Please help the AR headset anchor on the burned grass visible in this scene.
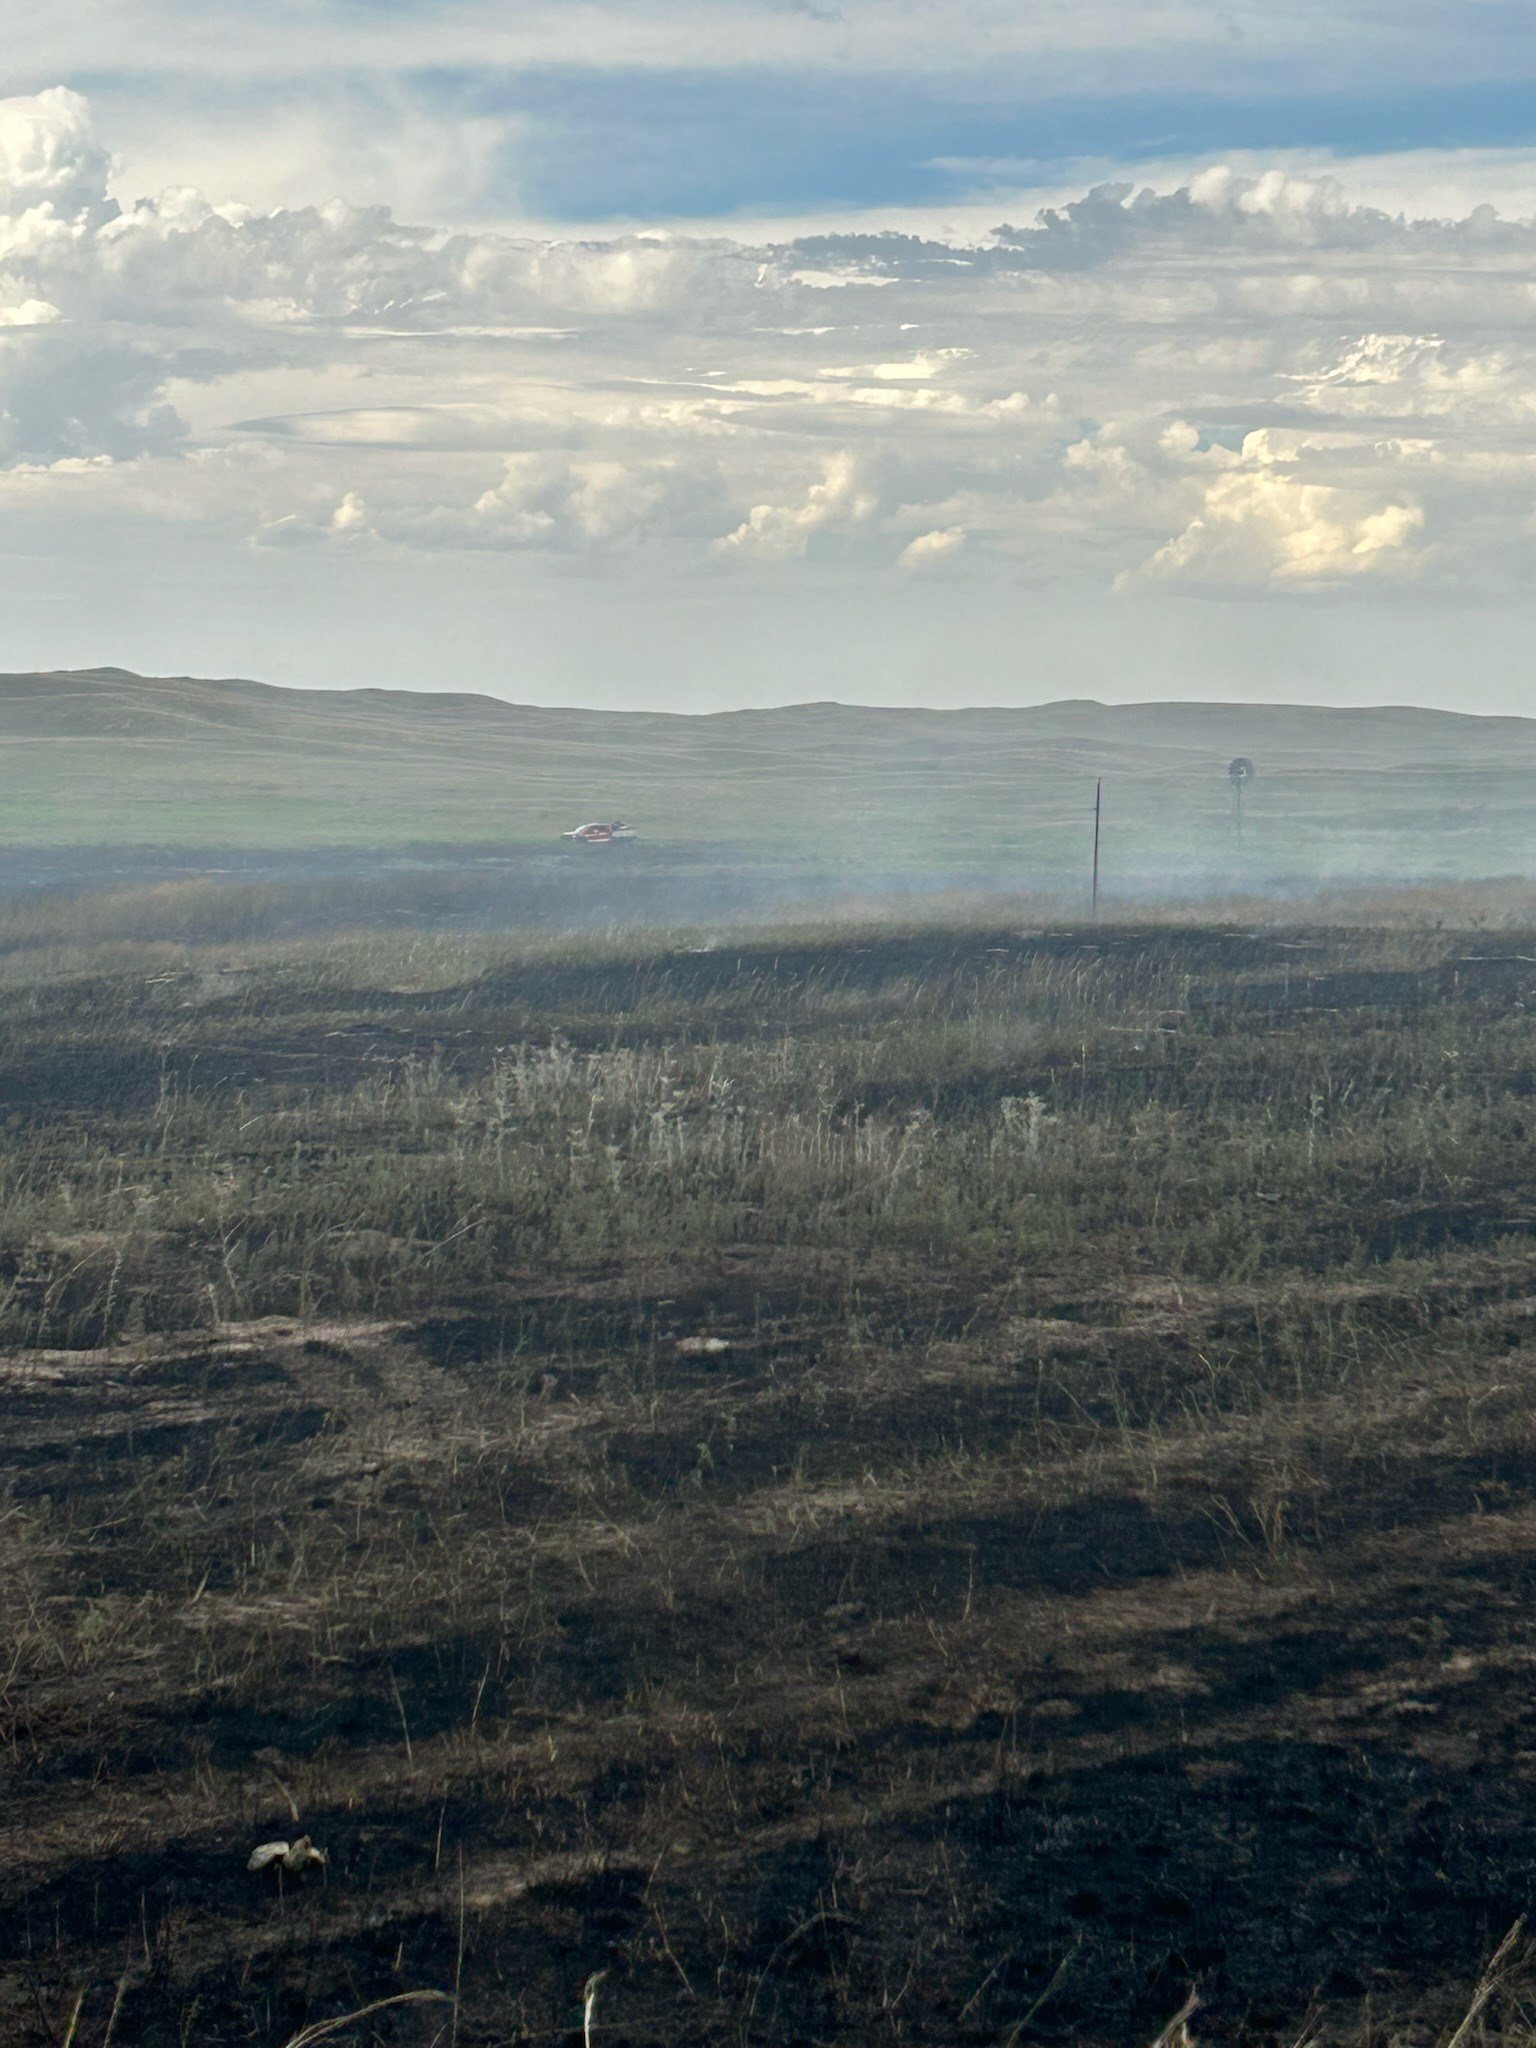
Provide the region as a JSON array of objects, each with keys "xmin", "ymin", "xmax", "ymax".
[{"xmin": 7, "ymin": 921, "xmax": 1536, "ymax": 2044}]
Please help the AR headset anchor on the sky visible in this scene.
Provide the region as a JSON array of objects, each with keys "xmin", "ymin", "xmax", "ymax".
[{"xmin": 9, "ymin": 4, "xmax": 1536, "ymax": 710}]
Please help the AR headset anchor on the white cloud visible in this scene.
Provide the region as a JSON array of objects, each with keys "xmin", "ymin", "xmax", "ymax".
[
  {"xmin": 819, "ymin": 349, "xmax": 973, "ymax": 382},
  {"xmin": 1128, "ymin": 469, "xmax": 1425, "ymax": 591},
  {"xmin": 1291, "ymin": 332, "xmax": 1536, "ymax": 426},
  {"xmin": 0, "ymin": 329, "xmax": 186, "ymax": 465},
  {"xmin": 899, "ymin": 526, "xmax": 966, "ymax": 570},
  {"xmin": 102, "ymin": 89, "xmax": 521, "ymax": 228},
  {"xmin": 7, "ymin": 0, "xmax": 1527, "ymax": 96},
  {"xmin": 471, "ymin": 452, "xmax": 680, "ymax": 547},
  {"xmin": 711, "ymin": 451, "xmax": 877, "ymax": 559},
  {"xmin": 0, "ymin": 88, "xmax": 114, "ymax": 232},
  {"xmin": 306, "ymin": 451, "xmax": 735, "ymax": 556},
  {"xmin": 329, "ymin": 489, "xmax": 367, "ymax": 533},
  {"xmin": 7, "ymin": 84, "xmax": 1536, "ymax": 606},
  {"xmin": 0, "ymin": 298, "xmax": 60, "ymax": 327}
]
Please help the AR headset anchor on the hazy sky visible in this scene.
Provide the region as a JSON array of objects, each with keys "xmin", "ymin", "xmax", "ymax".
[{"xmin": 9, "ymin": 4, "xmax": 1536, "ymax": 710}]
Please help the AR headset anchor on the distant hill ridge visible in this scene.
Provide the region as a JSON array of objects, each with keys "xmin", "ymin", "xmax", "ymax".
[
  {"xmin": 6, "ymin": 667, "xmax": 1534, "ymax": 758},
  {"xmin": 2, "ymin": 667, "xmax": 1533, "ymax": 875}
]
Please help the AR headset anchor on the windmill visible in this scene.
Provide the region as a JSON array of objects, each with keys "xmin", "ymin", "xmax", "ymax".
[{"xmin": 1228, "ymin": 757, "xmax": 1255, "ymax": 838}]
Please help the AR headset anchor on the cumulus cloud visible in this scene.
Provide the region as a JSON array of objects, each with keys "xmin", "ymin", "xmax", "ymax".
[
  {"xmin": 898, "ymin": 526, "xmax": 966, "ymax": 570},
  {"xmin": 0, "ymin": 88, "xmax": 115, "ymax": 234},
  {"xmin": 1291, "ymin": 332, "xmax": 1536, "ymax": 426},
  {"xmin": 329, "ymin": 489, "xmax": 367, "ymax": 533},
  {"xmin": 711, "ymin": 452, "xmax": 877, "ymax": 559},
  {"xmin": 463, "ymin": 451, "xmax": 718, "ymax": 550},
  {"xmin": 1128, "ymin": 470, "xmax": 1425, "ymax": 591},
  {"xmin": 0, "ymin": 329, "xmax": 186, "ymax": 465},
  {"xmin": 0, "ymin": 297, "xmax": 60, "ymax": 328},
  {"xmin": 262, "ymin": 451, "xmax": 733, "ymax": 556},
  {"xmin": 7, "ymin": 85, "xmax": 1536, "ymax": 600}
]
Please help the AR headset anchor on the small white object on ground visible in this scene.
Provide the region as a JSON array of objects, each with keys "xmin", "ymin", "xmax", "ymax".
[
  {"xmin": 582, "ymin": 1969, "xmax": 608, "ymax": 2048},
  {"xmin": 247, "ymin": 1835, "xmax": 327, "ymax": 1873}
]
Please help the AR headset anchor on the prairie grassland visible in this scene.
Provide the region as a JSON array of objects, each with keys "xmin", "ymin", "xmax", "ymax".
[
  {"xmin": 7, "ymin": 910, "xmax": 1536, "ymax": 2046},
  {"xmin": 8, "ymin": 671, "xmax": 1536, "ymax": 889}
]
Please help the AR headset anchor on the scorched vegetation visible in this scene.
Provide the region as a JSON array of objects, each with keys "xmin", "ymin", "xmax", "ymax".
[{"xmin": 5, "ymin": 914, "xmax": 1536, "ymax": 2047}]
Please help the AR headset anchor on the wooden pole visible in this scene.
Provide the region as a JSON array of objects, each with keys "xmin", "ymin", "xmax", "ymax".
[{"xmin": 1091, "ymin": 778, "xmax": 1102, "ymax": 919}]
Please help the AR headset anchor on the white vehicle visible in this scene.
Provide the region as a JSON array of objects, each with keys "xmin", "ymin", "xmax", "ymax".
[{"xmin": 562, "ymin": 820, "xmax": 637, "ymax": 843}]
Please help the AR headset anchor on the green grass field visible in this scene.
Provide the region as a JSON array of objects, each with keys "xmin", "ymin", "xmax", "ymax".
[{"xmin": 7, "ymin": 669, "xmax": 1536, "ymax": 886}]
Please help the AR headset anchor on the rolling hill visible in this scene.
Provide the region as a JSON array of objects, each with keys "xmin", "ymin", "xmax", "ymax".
[{"xmin": 3, "ymin": 666, "xmax": 1534, "ymax": 888}]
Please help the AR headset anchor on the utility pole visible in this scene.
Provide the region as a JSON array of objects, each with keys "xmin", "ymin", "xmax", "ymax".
[{"xmin": 1091, "ymin": 778, "xmax": 1102, "ymax": 920}]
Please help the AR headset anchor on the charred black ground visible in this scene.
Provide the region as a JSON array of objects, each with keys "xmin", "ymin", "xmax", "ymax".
[{"xmin": 5, "ymin": 914, "xmax": 1536, "ymax": 2047}]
